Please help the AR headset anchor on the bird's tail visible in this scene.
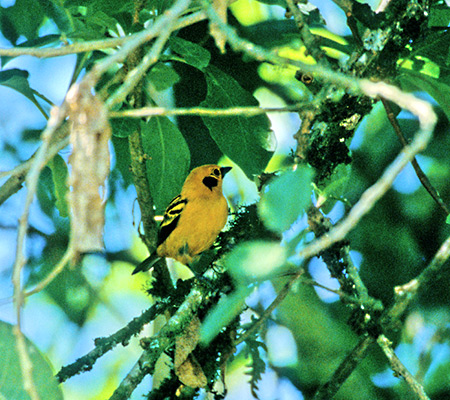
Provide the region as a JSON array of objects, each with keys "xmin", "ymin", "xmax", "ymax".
[{"xmin": 132, "ymin": 253, "xmax": 161, "ymax": 274}]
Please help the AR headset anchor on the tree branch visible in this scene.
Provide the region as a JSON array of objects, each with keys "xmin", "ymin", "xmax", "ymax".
[
  {"xmin": 381, "ymin": 97, "xmax": 450, "ymax": 215},
  {"xmin": 108, "ymin": 287, "xmax": 205, "ymax": 400},
  {"xmin": 56, "ymin": 301, "xmax": 169, "ymax": 383},
  {"xmin": 377, "ymin": 334, "xmax": 430, "ymax": 400},
  {"xmin": 314, "ymin": 335, "xmax": 375, "ymax": 400},
  {"xmin": 109, "ymin": 104, "xmax": 308, "ymax": 118},
  {"xmin": 0, "ymin": 11, "xmax": 207, "ymax": 59}
]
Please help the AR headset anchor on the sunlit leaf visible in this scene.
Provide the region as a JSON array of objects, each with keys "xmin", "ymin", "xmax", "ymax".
[
  {"xmin": 200, "ymin": 286, "xmax": 251, "ymax": 345},
  {"xmin": 200, "ymin": 65, "xmax": 274, "ymax": 179},
  {"xmin": 0, "ymin": 320, "xmax": 63, "ymax": 400},
  {"xmin": 315, "ymin": 164, "xmax": 351, "ymax": 213},
  {"xmin": 226, "ymin": 240, "xmax": 287, "ymax": 284},
  {"xmin": 258, "ymin": 166, "xmax": 314, "ymax": 233},
  {"xmin": 141, "ymin": 118, "xmax": 190, "ymax": 213}
]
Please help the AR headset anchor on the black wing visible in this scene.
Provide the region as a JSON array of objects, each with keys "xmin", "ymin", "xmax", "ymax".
[{"xmin": 157, "ymin": 195, "xmax": 187, "ymax": 246}]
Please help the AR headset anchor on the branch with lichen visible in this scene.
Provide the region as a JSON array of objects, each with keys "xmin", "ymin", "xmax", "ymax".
[
  {"xmin": 377, "ymin": 334, "xmax": 430, "ymax": 400},
  {"xmin": 56, "ymin": 300, "xmax": 169, "ymax": 383}
]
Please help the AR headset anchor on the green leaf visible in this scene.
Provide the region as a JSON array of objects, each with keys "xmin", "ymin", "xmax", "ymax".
[
  {"xmin": 147, "ymin": 63, "xmax": 180, "ymax": 91},
  {"xmin": 315, "ymin": 164, "xmax": 351, "ymax": 214},
  {"xmin": 0, "ymin": 69, "xmax": 42, "ymax": 110},
  {"xmin": 111, "ymin": 136, "xmax": 133, "ymax": 186},
  {"xmin": 39, "ymin": 0, "xmax": 72, "ymax": 32},
  {"xmin": 200, "ymin": 286, "xmax": 251, "ymax": 345},
  {"xmin": 200, "ymin": 65, "xmax": 275, "ymax": 179},
  {"xmin": 48, "ymin": 155, "xmax": 69, "ymax": 218},
  {"xmin": 429, "ymin": 4, "xmax": 450, "ymax": 28},
  {"xmin": 398, "ymin": 70, "xmax": 450, "ymax": 122},
  {"xmin": 226, "ymin": 240, "xmax": 287, "ymax": 284},
  {"xmin": 0, "ymin": 0, "xmax": 45, "ymax": 44},
  {"xmin": 169, "ymin": 37, "xmax": 211, "ymax": 70},
  {"xmin": 141, "ymin": 118, "xmax": 190, "ymax": 213},
  {"xmin": 111, "ymin": 117, "xmax": 139, "ymax": 138},
  {"xmin": 0, "ymin": 320, "xmax": 63, "ymax": 400},
  {"xmin": 258, "ymin": 166, "xmax": 314, "ymax": 233}
]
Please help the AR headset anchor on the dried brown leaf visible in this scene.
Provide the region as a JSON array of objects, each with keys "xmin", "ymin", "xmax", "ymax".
[
  {"xmin": 174, "ymin": 315, "xmax": 207, "ymax": 388},
  {"xmin": 66, "ymin": 83, "xmax": 111, "ymax": 261}
]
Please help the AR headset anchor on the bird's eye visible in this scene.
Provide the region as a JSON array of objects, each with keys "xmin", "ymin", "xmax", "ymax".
[{"xmin": 213, "ymin": 168, "xmax": 220, "ymax": 176}]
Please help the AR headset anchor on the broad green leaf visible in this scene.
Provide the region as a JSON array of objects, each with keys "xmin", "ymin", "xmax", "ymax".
[
  {"xmin": 111, "ymin": 136, "xmax": 133, "ymax": 186},
  {"xmin": 226, "ymin": 240, "xmax": 287, "ymax": 284},
  {"xmin": 111, "ymin": 117, "xmax": 139, "ymax": 138},
  {"xmin": 0, "ymin": 69, "xmax": 43, "ymax": 112},
  {"xmin": 141, "ymin": 118, "xmax": 190, "ymax": 213},
  {"xmin": 0, "ymin": 0, "xmax": 45, "ymax": 44},
  {"xmin": 200, "ymin": 286, "xmax": 251, "ymax": 345},
  {"xmin": 48, "ymin": 155, "xmax": 69, "ymax": 218},
  {"xmin": 147, "ymin": 63, "xmax": 180, "ymax": 91},
  {"xmin": 0, "ymin": 320, "xmax": 63, "ymax": 400},
  {"xmin": 87, "ymin": 9, "xmax": 119, "ymax": 32},
  {"xmin": 258, "ymin": 165, "xmax": 314, "ymax": 233},
  {"xmin": 39, "ymin": 0, "xmax": 72, "ymax": 32},
  {"xmin": 200, "ymin": 65, "xmax": 275, "ymax": 179},
  {"xmin": 399, "ymin": 70, "xmax": 450, "ymax": 122},
  {"xmin": 169, "ymin": 37, "xmax": 211, "ymax": 70},
  {"xmin": 429, "ymin": 4, "xmax": 450, "ymax": 28}
]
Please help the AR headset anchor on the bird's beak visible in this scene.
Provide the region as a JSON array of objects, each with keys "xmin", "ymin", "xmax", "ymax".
[{"xmin": 220, "ymin": 166, "xmax": 232, "ymax": 177}]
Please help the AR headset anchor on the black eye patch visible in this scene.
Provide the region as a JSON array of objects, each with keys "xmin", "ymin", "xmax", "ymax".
[{"xmin": 203, "ymin": 176, "xmax": 218, "ymax": 190}]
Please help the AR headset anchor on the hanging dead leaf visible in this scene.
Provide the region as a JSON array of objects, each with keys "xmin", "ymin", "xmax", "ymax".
[{"xmin": 66, "ymin": 82, "xmax": 111, "ymax": 262}]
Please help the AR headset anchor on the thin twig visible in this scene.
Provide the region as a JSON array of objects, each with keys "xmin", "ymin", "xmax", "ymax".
[
  {"xmin": 89, "ymin": 6, "xmax": 200, "ymax": 82},
  {"xmin": 385, "ymin": 233, "xmax": 450, "ymax": 325},
  {"xmin": 0, "ymin": 11, "xmax": 207, "ymax": 59},
  {"xmin": 56, "ymin": 301, "xmax": 169, "ymax": 383},
  {"xmin": 285, "ymin": 0, "xmax": 330, "ymax": 65},
  {"xmin": 377, "ymin": 334, "xmax": 430, "ymax": 400},
  {"xmin": 298, "ymin": 82, "xmax": 436, "ymax": 261},
  {"xmin": 314, "ymin": 335, "xmax": 375, "ymax": 400},
  {"xmin": 235, "ymin": 269, "xmax": 305, "ymax": 346},
  {"xmin": 23, "ymin": 246, "xmax": 74, "ymax": 299},
  {"xmin": 13, "ymin": 325, "xmax": 40, "ymax": 400},
  {"xmin": 381, "ymin": 97, "xmax": 450, "ymax": 215},
  {"xmin": 108, "ymin": 287, "xmax": 205, "ymax": 400},
  {"xmin": 0, "ymin": 126, "xmax": 69, "ymax": 206},
  {"xmin": 106, "ymin": 0, "xmax": 193, "ymax": 108},
  {"xmin": 109, "ymin": 104, "xmax": 307, "ymax": 118},
  {"xmin": 12, "ymin": 105, "xmax": 69, "ymax": 400}
]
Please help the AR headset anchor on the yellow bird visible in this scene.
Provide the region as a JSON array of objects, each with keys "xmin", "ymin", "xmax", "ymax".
[{"xmin": 132, "ymin": 164, "xmax": 232, "ymax": 274}]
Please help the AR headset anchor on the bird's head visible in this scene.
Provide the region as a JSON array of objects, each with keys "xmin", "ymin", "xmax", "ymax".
[{"xmin": 181, "ymin": 164, "xmax": 232, "ymax": 196}]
